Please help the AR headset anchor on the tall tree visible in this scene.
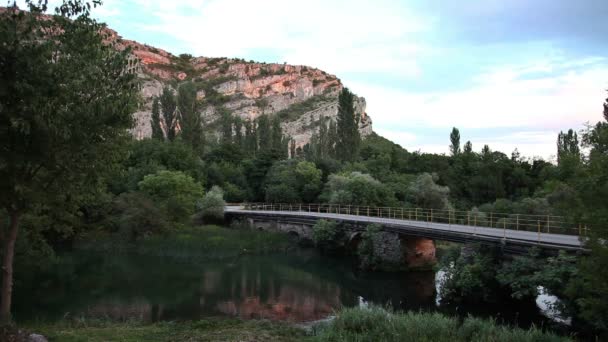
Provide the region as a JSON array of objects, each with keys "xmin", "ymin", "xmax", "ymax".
[
  {"xmin": 328, "ymin": 119, "xmax": 338, "ymax": 159},
  {"xmin": 271, "ymin": 116, "xmax": 283, "ymax": 152},
  {"xmin": 0, "ymin": 1, "xmax": 138, "ymax": 321},
  {"xmin": 464, "ymin": 141, "xmax": 473, "ymax": 154},
  {"xmin": 159, "ymin": 87, "xmax": 177, "ymax": 141},
  {"xmin": 151, "ymin": 97, "xmax": 164, "ymax": 140},
  {"xmin": 218, "ymin": 108, "xmax": 233, "ymax": 145},
  {"xmin": 234, "ymin": 117, "xmax": 243, "ymax": 149},
  {"xmin": 257, "ymin": 115, "xmax": 271, "ymax": 151},
  {"xmin": 177, "ymin": 81, "xmax": 203, "ymax": 152},
  {"xmin": 244, "ymin": 119, "xmax": 257, "ymax": 155},
  {"xmin": 557, "ymin": 129, "xmax": 580, "ymax": 165},
  {"xmin": 450, "ymin": 127, "xmax": 461, "ymax": 156},
  {"xmin": 604, "ymin": 90, "xmax": 608, "ymax": 122},
  {"xmin": 336, "ymin": 88, "xmax": 360, "ymax": 162}
]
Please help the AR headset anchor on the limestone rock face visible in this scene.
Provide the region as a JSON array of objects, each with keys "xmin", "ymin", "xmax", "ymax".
[{"xmin": 105, "ymin": 28, "xmax": 373, "ymax": 146}]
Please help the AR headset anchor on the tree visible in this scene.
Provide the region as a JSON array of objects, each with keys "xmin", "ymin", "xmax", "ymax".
[
  {"xmin": 264, "ymin": 160, "xmax": 322, "ymax": 203},
  {"xmin": 138, "ymin": 170, "xmax": 204, "ymax": 222},
  {"xmin": 0, "ymin": 0, "xmax": 138, "ymax": 321},
  {"xmin": 219, "ymin": 108, "xmax": 233, "ymax": 145},
  {"xmin": 407, "ymin": 173, "xmax": 451, "ymax": 210},
  {"xmin": 463, "ymin": 141, "xmax": 473, "ymax": 154},
  {"xmin": 320, "ymin": 172, "xmax": 396, "ymax": 206},
  {"xmin": 336, "ymin": 88, "xmax": 360, "ymax": 162},
  {"xmin": 557, "ymin": 129, "xmax": 580, "ymax": 165},
  {"xmin": 151, "ymin": 98, "xmax": 164, "ymax": 140},
  {"xmin": 177, "ymin": 81, "xmax": 203, "ymax": 153},
  {"xmin": 198, "ymin": 186, "xmax": 226, "ymax": 220},
  {"xmin": 160, "ymin": 87, "xmax": 177, "ymax": 141},
  {"xmin": 566, "ymin": 102, "xmax": 608, "ymax": 330},
  {"xmin": 449, "ymin": 127, "xmax": 461, "ymax": 156},
  {"xmin": 604, "ymin": 90, "xmax": 608, "ymax": 122},
  {"xmin": 257, "ymin": 115, "xmax": 271, "ymax": 151}
]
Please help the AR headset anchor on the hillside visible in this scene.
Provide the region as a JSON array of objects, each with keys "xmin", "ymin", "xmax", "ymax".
[{"xmin": 106, "ymin": 29, "xmax": 373, "ymax": 147}]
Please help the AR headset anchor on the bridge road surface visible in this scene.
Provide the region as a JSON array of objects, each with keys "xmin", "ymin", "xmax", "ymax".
[{"xmin": 225, "ymin": 206, "xmax": 584, "ymax": 251}]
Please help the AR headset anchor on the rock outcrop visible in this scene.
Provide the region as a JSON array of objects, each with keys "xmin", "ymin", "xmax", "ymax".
[{"xmin": 106, "ymin": 29, "xmax": 373, "ymax": 146}]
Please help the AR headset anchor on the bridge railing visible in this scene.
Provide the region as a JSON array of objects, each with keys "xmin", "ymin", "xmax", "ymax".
[{"xmin": 241, "ymin": 203, "xmax": 586, "ymax": 237}]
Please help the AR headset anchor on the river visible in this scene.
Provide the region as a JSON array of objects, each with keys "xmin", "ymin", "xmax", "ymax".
[{"xmin": 13, "ymin": 245, "xmax": 566, "ymax": 331}]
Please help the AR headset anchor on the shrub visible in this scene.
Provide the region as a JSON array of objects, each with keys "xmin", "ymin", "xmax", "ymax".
[
  {"xmin": 198, "ymin": 186, "xmax": 226, "ymax": 220},
  {"xmin": 138, "ymin": 170, "xmax": 204, "ymax": 222},
  {"xmin": 312, "ymin": 220, "xmax": 338, "ymax": 246},
  {"xmin": 357, "ymin": 224, "xmax": 382, "ymax": 269},
  {"xmin": 312, "ymin": 306, "xmax": 569, "ymax": 342},
  {"xmin": 110, "ymin": 192, "xmax": 168, "ymax": 241}
]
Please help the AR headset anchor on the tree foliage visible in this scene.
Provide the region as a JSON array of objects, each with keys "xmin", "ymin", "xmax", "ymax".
[
  {"xmin": 0, "ymin": 0, "xmax": 138, "ymax": 321},
  {"xmin": 138, "ymin": 170, "xmax": 204, "ymax": 222},
  {"xmin": 336, "ymin": 88, "xmax": 360, "ymax": 162}
]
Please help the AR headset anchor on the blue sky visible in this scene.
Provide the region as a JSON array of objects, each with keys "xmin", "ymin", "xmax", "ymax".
[{"xmin": 47, "ymin": 0, "xmax": 608, "ymax": 159}]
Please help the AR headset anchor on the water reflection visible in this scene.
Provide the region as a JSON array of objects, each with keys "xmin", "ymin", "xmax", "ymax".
[{"xmin": 14, "ymin": 248, "xmax": 558, "ymax": 330}]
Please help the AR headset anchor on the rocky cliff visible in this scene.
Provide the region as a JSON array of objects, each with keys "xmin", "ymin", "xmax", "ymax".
[{"xmin": 107, "ymin": 30, "xmax": 373, "ymax": 147}]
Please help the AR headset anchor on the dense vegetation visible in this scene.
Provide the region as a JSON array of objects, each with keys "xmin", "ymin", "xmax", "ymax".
[
  {"xmin": 2, "ymin": 0, "xmax": 608, "ymax": 340},
  {"xmin": 312, "ymin": 306, "xmax": 570, "ymax": 342}
]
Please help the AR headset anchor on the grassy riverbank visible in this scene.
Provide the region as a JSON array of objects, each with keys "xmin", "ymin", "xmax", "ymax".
[
  {"xmin": 19, "ymin": 307, "xmax": 571, "ymax": 342},
  {"xmin": 25, "ymin": 318, "xmax": 304, "ymax": 342}
]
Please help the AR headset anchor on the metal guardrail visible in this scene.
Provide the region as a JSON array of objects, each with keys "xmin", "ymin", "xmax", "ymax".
[{"xmin": 240, "ymin": 203, "xmax": 587, "ymax": 237}]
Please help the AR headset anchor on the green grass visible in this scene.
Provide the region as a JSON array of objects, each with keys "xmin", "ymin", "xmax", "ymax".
[
  {"xmin": 26, "ymin": 318, "xmax": 305, "ymax": 342},
  {"xmin": 311, "ymin": 307, "xmax": 572, "ymax": 342},
  {"xmin": 20, "ymin": 307, "xmax": 572, "ymax": 342}
]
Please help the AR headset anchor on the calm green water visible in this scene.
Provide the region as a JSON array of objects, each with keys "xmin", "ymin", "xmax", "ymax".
[{"xmin": 13, "ymin": 247, "xmax": 560, "ymax": 329}]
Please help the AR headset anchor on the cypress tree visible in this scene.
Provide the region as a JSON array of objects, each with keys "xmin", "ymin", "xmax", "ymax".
[
  {"xmin": 464, "ymin": 141, "xmax": 473, "ymax": 154},
  {"xmin": 220, "ymin": 109, "xmax": 233, "ymax": 145},
  {"xmin": 234, "ymin": 117, "xmax": 243, "ymax": 149},
  {"xmin": 271, "ymin": 116, "xmax": 283, "ymax": 151},
  {"xmin": 151, "ymin": 97, "xmax": 164, "ymax": 140},
  {"xmin": 336, "ymin": 88, "xmax": 360, "ymax": 161},
  {"xmin": 290, "ymin": 139, "xmax": 296, "ymax": 158},
  {"xmin": 450, "ymin": 127, "xmax": 461, "ymax": 156},
  {"xmin": 160, "ymin": 87, "xmax": 177, "ymax": 141},
  {"xmin": 177, "ymin": 81, "xmax": 203, "ymax": 153},
  {"xmin": 257, "ymin": 115, "xmax": 271, "ymax": 151},
  {"xmin": 328, "ymin": 119, "xmax": 338, "ymax": 159},
  {"xmin": 603, "ymin": 91, "xmax": 608, "ymax": 122}
]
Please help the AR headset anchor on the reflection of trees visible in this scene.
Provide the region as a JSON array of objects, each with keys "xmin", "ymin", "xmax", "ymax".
[{"xmin": 14, "ymin": 249, "xmax": 439, "ymax": 323}]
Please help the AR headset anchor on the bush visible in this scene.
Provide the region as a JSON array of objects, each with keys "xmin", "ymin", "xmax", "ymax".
[
  {"xmin": 110, "ymin": 192, "xmax": 168, "ymax": 241},
  {"xmin": 406, "ymin": 172, "xmax": 451, "ymax": 210},
  {"xmin": 312, "ymin": 306, "xmax": 569, "ymax": 342},
  {"xmin": 312, "ymin": 220, "xmax": 339, "ymax": 246},
  {"xmin": 357, "ymin": 224, "xmax": 382, "ymax": 270},
  {"xmin": 198, "ymin": 186, "xmax": 226, "ymax": 220},
  {"xmin": 320, "ymin": 172, "xmax": 397, "ymax": 206},
  {"xmin": 138, "ymin": 170, "xmax": 204, "ymax": 222}
]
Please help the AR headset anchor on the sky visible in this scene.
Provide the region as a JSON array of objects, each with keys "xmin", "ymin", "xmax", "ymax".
[{"xmin": 37, "ymin": 0, "xmax": 608, "ymax": 159}]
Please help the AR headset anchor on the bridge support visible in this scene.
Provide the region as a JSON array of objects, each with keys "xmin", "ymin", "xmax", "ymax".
[
  {"xmin": 401, "ymin": 237, "xmax": 437, "ymax": 270},
  {"xmin": 232, "ymin": 215, "xmax": 436, "ymax": 270}
]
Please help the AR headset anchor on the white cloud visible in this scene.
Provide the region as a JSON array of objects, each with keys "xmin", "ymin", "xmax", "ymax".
[
  {"xmin": 350, "ymin": 61, "xmax": 608, "ymax": 131},
  {"xmin": 349, "ymin": 58, "xmax": 608, "ymax": 158},
  {"xmin": 125, "ymin": 0, "xmax": 430, "ymax": 77}
]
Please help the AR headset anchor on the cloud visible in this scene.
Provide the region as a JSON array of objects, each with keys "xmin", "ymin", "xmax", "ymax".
[
  {"xmin": 125, "ymin": 0, "xmax": 431, "ymax": 77},
  {"xmin": 350, "ymin": 59, "xmax": 608, "ymax": 131}
]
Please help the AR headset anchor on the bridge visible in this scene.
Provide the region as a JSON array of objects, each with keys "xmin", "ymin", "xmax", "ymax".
[{"xmin": 226, "ymin": 203, "xmax": 586, "ymax": 253}]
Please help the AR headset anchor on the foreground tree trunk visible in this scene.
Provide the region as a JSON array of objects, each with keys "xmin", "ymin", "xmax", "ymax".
[{"xmin": 0, "ymin": 211, "xmax": 20, "ymax": 323}]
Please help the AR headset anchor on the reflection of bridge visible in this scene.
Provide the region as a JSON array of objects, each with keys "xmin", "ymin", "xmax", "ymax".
[{"xmin": 226, "ymin": 204, "xmax": 586, "ymax": 252}]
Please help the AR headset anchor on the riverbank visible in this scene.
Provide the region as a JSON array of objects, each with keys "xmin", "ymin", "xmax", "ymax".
[{"xmin": 19, "ymin": 307, "xmax": 571, "ymax": 342}]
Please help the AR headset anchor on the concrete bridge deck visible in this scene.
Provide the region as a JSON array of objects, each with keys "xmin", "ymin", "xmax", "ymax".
[{"xmin": 225, "ymin": 206, "xmax": 585, "ymax": 252}]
